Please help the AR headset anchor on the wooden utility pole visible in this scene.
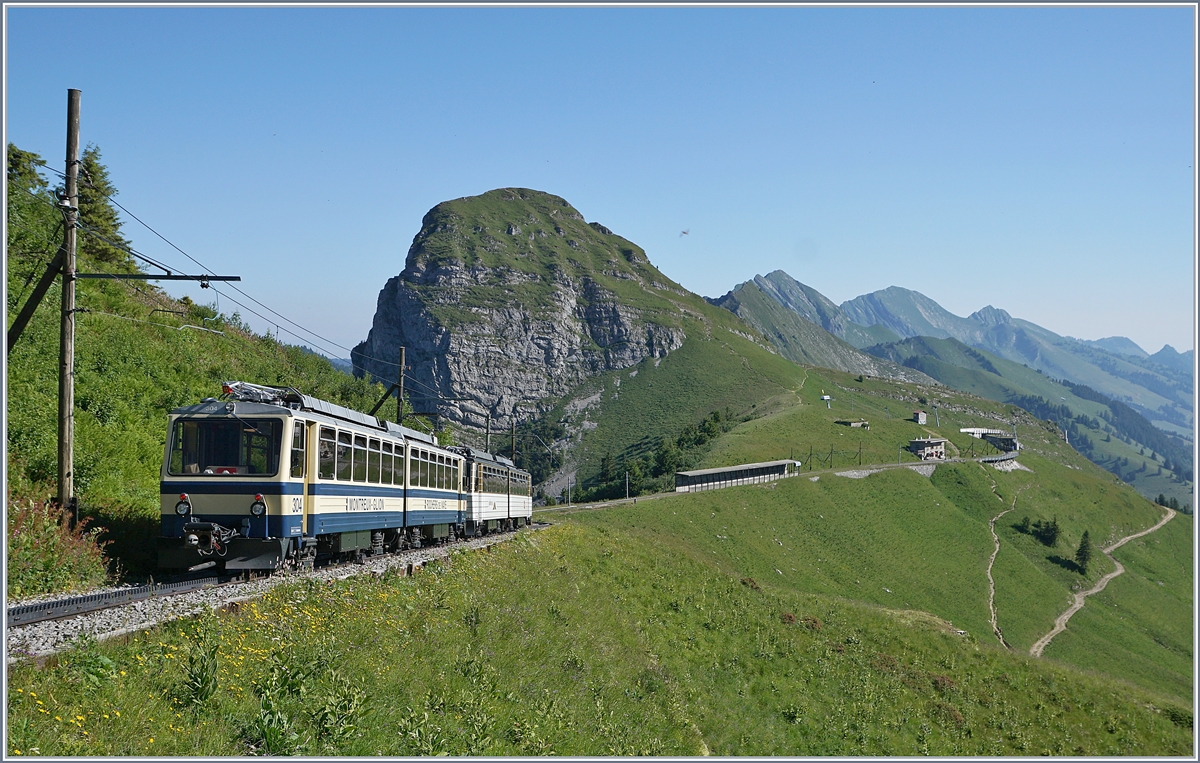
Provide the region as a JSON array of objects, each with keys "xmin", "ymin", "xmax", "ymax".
[
  {"xmin": 485, "ymin": 412, "xmax": 491, "ymax": 452},
  {"xmin": 58, "ymin": 89, "xmax": 81, "ymax": 519},
  {"xmin": 510, "ymin": 420, "xmax": 516, "ymax": 463},
  {"xmin": 396, "ymin": 346, "xmax": 405, "ymax": 425}
]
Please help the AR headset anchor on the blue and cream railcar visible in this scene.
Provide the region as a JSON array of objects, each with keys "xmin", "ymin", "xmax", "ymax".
[
  {"xmin": 451, "ymin": 447, "xmax": 533, "ymax": 535},
  {"xmin": 158, "ymin": 381, "xmax": 464, "ymax": 572}
]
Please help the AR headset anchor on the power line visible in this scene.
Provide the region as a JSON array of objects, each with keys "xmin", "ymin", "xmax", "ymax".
[
  {"xmin": 24, "ymin": 164, "xmax": 409, "ymax": 371},
  {"xmin": 25, "ymin": 157, "xmax": 451, "ymax": 399},
  {"xmin": 78, "ymin": 307, "xmax": 225, "ymax": 335}
]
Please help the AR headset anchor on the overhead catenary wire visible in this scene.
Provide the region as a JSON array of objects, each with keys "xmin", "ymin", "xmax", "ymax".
[
  {"xmin": 25, "ymin": 158, "xmax": 461, "ymax": 408},
  {"xmin": 23, "ymin": 166, "xmax": 404, "ymax": 369},
  {"xmin": 77, "ymin": 307, "xmax": 225, "ymax": 335}
]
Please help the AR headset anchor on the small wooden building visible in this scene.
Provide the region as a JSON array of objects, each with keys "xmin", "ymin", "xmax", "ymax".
[
  {"xmin": 913, "ymin": 410, "xmax": 927, "ymax": 425},
  {"xmin": 910, "ymin": 437, "xmax": 947, "ymax": 460}
]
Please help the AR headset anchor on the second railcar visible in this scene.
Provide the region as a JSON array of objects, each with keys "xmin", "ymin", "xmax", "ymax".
[{"xmin": 452, "ymin": 447, "xmax": 533, "ymax": 535}]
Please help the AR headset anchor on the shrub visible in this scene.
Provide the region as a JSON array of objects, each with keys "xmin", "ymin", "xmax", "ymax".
[{"xmin": 6, "ymin": 497, "xmax": 109, "ymax": 599}]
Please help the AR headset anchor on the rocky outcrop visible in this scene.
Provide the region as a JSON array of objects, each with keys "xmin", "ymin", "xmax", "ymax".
[{"xmin": 352, "ymin": 189, "xmax": 687, "ymax": 430}]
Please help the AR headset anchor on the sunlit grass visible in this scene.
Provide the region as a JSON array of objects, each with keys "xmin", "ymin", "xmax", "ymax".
[{"xmin": 7, "ymin": 524, "xmax": 1192, "ymax": 756}]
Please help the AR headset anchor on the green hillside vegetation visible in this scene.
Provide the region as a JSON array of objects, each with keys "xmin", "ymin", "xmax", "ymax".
[
  {"xmin": 864, "ymin": 336, "xmax": 1193, "ymax": 508},
  {"xmin": 538, "ymin": 324, "xmax": 810, "ymax": 497},
  {"xmin": 6, "ymin": 523, "xmax": 1193, "ymax": 756},
  {"xmin": 1040, "ymin": 511, "xmax": 1194, "ymax": 703},
  {"xmin": 7, "ymin": 151, "xmax": 1192, "ymax": 754},
  {"xmin": 6, "ymin": 144, "xmax": 410, "ymax": 589},
  {"xmin": 552, "ymin": 365, "xmax": 1191, "ymax": 701}
]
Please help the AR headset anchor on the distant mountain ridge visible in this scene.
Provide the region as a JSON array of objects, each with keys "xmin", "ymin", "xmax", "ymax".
[
  {"xmin": 1079, "ymin": 336, "xmax": 1150, "ymax": 359},
  {"xmin": 708, "ymin": 277, "xmax": 933, "ymax": 384},
  {"xmin": 834, "ymin": 285, "xmax": 1193, "ymax": 440}
]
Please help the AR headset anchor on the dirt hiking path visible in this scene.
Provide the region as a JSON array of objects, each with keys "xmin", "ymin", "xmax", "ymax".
[{"xmin": 1029, "ymin": 506, "xmax": 1176, "ymax": 658}]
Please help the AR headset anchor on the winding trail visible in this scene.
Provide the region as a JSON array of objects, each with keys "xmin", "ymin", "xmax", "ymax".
[
  {"xmin": 987, "ymin": 504, "xmax": 1015, "ymax": 649},
  {"xmin": 980, "ymin": 466, "xmax": 1020, "ymax": 649},
  {"xmin": 1029, "ymin": 506, "xmax": 1177, "ymax": 658}
]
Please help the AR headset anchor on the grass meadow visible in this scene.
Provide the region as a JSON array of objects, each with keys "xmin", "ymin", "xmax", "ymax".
[{"xmin": 6, "ymin": 523, "xmax": 1193, "ymax": 756}]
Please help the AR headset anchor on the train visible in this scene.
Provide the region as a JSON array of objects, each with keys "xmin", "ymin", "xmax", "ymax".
[{"xmin": 157, "ymin": 381, "xmax": 532, "ymax": 573}]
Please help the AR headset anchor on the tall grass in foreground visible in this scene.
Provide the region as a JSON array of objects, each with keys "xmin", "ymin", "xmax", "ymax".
[{"xmin": 6, "ymin": 525, "xmax": 1192, "ymax": 756}]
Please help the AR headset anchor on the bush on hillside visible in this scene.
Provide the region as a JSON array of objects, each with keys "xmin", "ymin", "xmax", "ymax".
[{"xmin": 6, "ymin": 497, "xmax": 110, "ymax": 599}]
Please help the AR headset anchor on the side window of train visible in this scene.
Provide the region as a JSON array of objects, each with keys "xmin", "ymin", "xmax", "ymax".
[
  {"xmin": 368, "ymin": 438, "xmax": 382, "ymax": 483},
  {"xmin": 319, "ymin": 427, "xmax": 335, "ymax": 480},
  {"xmin": 353, "ymin": 435, "xmax": 368, "ymax": 482},
  {"xmin": 382, "ymin": 442, "xmax": 393, "ymax": 485},
  {"xmin": 336, "ymin": 431, "xmax": 352, "ymax": 481},
  {"xmin": 291, "ymin": 422, "xmax": 306, "ymax": 479},
  {"xmin": 396, "ymin": 445, "xmax": 406, "ymax": 486}
]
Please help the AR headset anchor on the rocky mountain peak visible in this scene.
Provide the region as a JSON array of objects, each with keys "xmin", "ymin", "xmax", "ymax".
[
  {"xmin": 968, "ymin": 305, "xmax": 1013, "ymax": 326},
  {"xmin": 351, "ymin": 189, "xmax": 688, "ymax": 431}
]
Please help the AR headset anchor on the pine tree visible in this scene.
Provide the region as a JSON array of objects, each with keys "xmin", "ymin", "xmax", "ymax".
[
  {"xmin": 653, "ymin": 438, "xmax": 680, "ymax": 477},
  {"xmin": 7, "ymin": 144, "xmax": 62, "ymax": 308},
  {"xmin": 8, "ymin": 143, "xmax": 48, "ymax": 192},
  {"xmin": 1075, "ymin": 531, "xmax": 1093, "ymax": 574},
  {"xmin": 75, "ymin": 143, "xmax": 135, "ymax": 269}
]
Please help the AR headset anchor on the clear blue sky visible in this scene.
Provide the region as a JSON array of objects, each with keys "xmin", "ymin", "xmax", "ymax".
[{"xmin": 5, "ymin": 6, "xmax": 1195, "ymax": 356}]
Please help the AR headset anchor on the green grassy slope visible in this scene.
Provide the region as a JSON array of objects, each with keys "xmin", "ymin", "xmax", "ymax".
[
  {"xmin": 7, "ymin": 524, "xmax": 1193, "ymax": 756},
  {"xmin": 553, "ymin": 319, "xmax": 809, "ymax": 485},
  {"xmin": 559, "ymin": 368, "xmax": 1192, "ymax": 703},
  {"xmin": 1041, "ymin": 512, "xmax": 1194, "ymax": 703}
]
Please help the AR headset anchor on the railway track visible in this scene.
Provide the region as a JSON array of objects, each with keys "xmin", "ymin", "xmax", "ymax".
[
  {"xmin": 7, "ymin": 576, "xmax": 225, "ymax": 628},
  {"xmin": 7, "ymin": 526, "xmax": 551, "ymax": 635}
]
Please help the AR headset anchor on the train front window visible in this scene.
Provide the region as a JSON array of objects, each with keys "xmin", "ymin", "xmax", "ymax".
[{"xmin": 168, "ymin": 418, "xmax": 282, "ymax": 476}]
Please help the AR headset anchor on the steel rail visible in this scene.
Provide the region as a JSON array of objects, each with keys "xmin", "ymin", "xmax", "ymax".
[
  {"xmin": 6, "ymin": 525, "xmax": 548, "ymax": 630},
  {"xmin": 7, "ymin": 576, "xmax": 221, "ymax": 628}
]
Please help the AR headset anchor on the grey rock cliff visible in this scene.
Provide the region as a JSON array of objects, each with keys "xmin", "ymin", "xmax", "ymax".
[{"xmin": 352, "ymin": 189, "xmax": 686, "ymax": 431}]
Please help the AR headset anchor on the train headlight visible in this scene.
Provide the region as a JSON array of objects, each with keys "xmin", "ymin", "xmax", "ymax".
[
  {"xmin": 250, "ymin": 493, "xmax": 266, "ymax": 517},
  {"xmin": 185, "ymin": 533, "xmax": 200, "ymax": 547},
  {"xmin": 175, "ymin": 493, "xmax": 191, "ymax": 516}
]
